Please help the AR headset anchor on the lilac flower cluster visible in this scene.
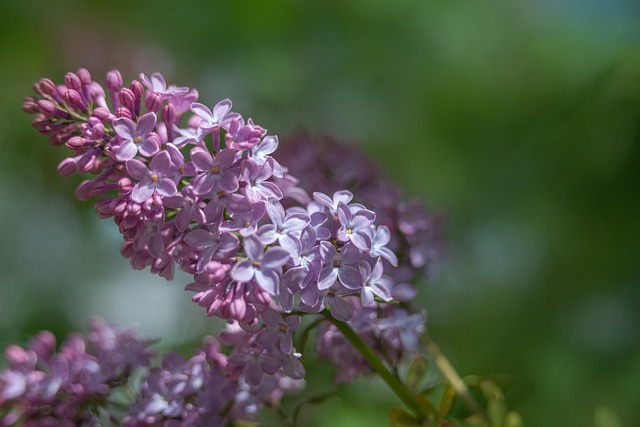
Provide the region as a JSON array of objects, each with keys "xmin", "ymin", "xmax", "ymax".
[
  {"xmin": 23, "ymin": 69, "xmax": 439, "ymax": 397},
  {"xmin": 0, "ymin": 319, "xmax": 154, "ymax": 426},
  {"xmin": 0, "ymin": 320, "xmax": 304, "ymax": 426},
  {"xmin": 274, "ymin": 133, "xmax": 442, "ymax": 382}
]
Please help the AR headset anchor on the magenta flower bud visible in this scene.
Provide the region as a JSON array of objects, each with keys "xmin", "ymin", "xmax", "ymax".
[
  {"xmin": 75, "ymin": 179, "xmax": 94, "ymax": 200},
  {"xmin": 130, "ymin": 80, "xmax": 144, "ymax": 99},
  {"xmin": 57, "ymin": 157, "xmax": 78, "ymax": 176},
  {"xmin": 106, "ymin": 69, "xmax": 123, "ymax": 92},
  {"xmin": 64, "ymin": 89, "xmax": 85, "ymax": 110},
  {"xmin": 37, "ymin": 99, "xmax": 56, "ymax": 115},
  {"xmin": 64, "ymin": 72, "xmax": 82, "ymax": 91},
  {"xmin": 38, "ymin": 78, "xmax": 56, "ymax": 95},
  {"xmin": 115, "ymin": 107, "xmax": 132, "ymax": 119},
  {"xmin": 89, "ymin": 181, "xmax": 110, "ymax": 197},
  {"xmin": 119, "ymin": 88, "xmax": 135, "ymax": 110},
  {"xmin": 77, "ymin": 67, "xmax": 92, "ymax": 84},
  {"xmin": 119, "ymin": 177, "xmax": 133, "ymax": 193},
  {"xmin": 145, "ymin": 92, "xmax": 163, "ymax": 113},
  {"xmin": 22, "ymin": 97, "xmax": 39, "ymax": 113},
  {"xmin": 66, "ymin": 136, "xmax": 85, "ymax": 149},
  {"xmin": 4, "ymin": 345, "xmax": 30, "ymax": 365},
  {"xmin": 88, "ymin": 81, "xmax": 105, "ymax": 99},
  {"xmin": 161, "ymin": 103, "xmax": 176, "ymax": 124},
  {"xmin": 93, "ymin": 106, "xmax": 112, "ymax": 121}
]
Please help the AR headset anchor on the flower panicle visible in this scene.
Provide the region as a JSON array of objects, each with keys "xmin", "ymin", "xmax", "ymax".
[{"xmin": 23, "ymin": 69, "xmax": 436, "ymax": 420}]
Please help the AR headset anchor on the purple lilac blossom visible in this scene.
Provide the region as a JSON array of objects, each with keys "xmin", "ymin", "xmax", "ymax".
[{"xmin": 24, "ymin": 69, "xmax": 437, "ymax": 394}]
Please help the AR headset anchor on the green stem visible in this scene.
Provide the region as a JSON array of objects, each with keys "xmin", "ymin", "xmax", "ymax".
[
  {"xmin": 323, "ymin": 312, "xmax": 435, "ymax": 420},
  {"xmin": 425, "ymin": 335, "xmax": 485, "ymax": 416}
]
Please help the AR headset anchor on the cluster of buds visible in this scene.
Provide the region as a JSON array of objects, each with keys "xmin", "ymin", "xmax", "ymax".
[{"xmin": 15, "ymin": 69, "xmax": 445, "ymax": 424}]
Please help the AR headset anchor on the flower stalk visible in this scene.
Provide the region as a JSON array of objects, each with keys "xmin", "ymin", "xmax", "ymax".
[{"xmin": 323, "ymin": 312, "xmax": 436, "ymax": 420}]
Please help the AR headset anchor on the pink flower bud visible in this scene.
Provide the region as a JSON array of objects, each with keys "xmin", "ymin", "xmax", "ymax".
[
  {"xmin": 66, "ymin": 136, "xmax": 86, "ymax": 150},
  {"xmin": 22, "ymin": 97, "xmax": 39, "ymax": 113},
  {"xmin": 38, "ymin": 78, "xmax": 56, "ymax": 95},
  {"xmin": 118, "ymin": 88, "xmax": 135, "ymax": 110},
  {"xmin": 130, "ymin": 80, "xmax": 144, "ymax": 99},
  {"xmin": 88, "ymin": 82, "xmax": 105, "ymax": 99},
  {"xmin": 58, "ymin": 157, "xmax": 79, "ymax": 176},
  {"xmin": 89, "ymin": 181, "xmax": 110, "ymax": 197},
  {"xmin": 75, "ymin": 179, "xmax": 94, "ymax": 201},
  {"xmin": 64, "ymin": 89, "xmax": 85, "ymax": 110},
  {"xmin": 37, "ymin": 99, "xmax": 56, "ymax": 115},
  {"xmin": 118, "ymin": 177, "xmax": 133, "ymax": 193},
  {"xmin": 145, "ymin": 92, "xmax": 163, "ymax": 113},
  {"xmin": 162, "ymin": 103, "xmax": 176, "ymax": 124},
  {"xmin": 106, "ymin": 69, "xmax": 123, "ymax": 92},
  {"xmin": 64, "ymin": 72, "xmax": 82, "ymax": 91},
  {"xmin": 5, "ymin": 345, "xmax": 30, "ymax": 365},
  {"xmin": 77, "ymin": 67, "xmax": 92, "ymax": 85},
  {"xmin": 115, "ymin": 107, "xmax": 132, "ymax": 119},
  {"xmin": 92, "ymin": 107, "xmax": 112, "ymax": 121}
]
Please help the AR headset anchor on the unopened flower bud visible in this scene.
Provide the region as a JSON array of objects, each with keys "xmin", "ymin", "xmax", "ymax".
[
  {"xmin": 118, "ymin": 88, "xmax": 135, "ymax": 110},
  {"xmin": 58, "ymin": 157, "xmax": 79, "ymax": 176},
  {"xmin": 75, "ymin": 180, "xmax": 94, "ymax": 201},
  {"xmin": 64, "ymin": 72, "xmax": 82, "ymax": 91},
  {"xmin": 118, "ymin": 177, "xmax": 133, "ymax": 193},
  {"xmin": 66, "ymin": 136, "xmax": 86, "ymax": 150},
  {"xmin": 37, "ymin": 99, "xmax": 56, "ymax": 115},
  {"xmin": 77, "ymin": 67, "xmax": 92, "ymax": 85},
  {"xmin": 22, "ymin": 97, "xmax": 39, "ymax": 113},
  {"xmin": 162, "ymin": 103, "xmax": 176, "ymax": 125},
  {"xmin": 106, "ymin": 69, "xmax": 123, "ymax": 92},
  {"xmin": 115, "ymin": 107, "xmax": 132, "ymax": 119},
  {"xmin": 64, "ymin": 89, "xmax": 85, "ymax": 110},
  {"xmin": 38, "ymin": 78, "xmax": 56, "ymax": 95},
  {"xmin": 92, "ymin": 107, "xmax": 112, "ymax": 121},
  {"xmin": 130, "ymin": 80, "xmax": 144, "ymax": 99},
  {"xmin": 145, "ymin": 92, "xmax": 163, "ymax": 113}
]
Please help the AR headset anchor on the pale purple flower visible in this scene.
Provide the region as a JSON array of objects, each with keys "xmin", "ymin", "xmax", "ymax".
[
  {"xmin": 225, "ymin": 118, "xmax": 264, "ymax": 150},
  {"xmin": 163, "ymin": 186, "xmax": 207, "ymax": 232},
  {"xmin": 256, "ymin": 310, "xmax": 301, "ymax": 354},
  {"xmin": 191, "ymin": 147, "xmax": 239, "ymax": 195},
  {"xmin": 359, "ymin": 259, "xmax": 392, "ymax": 306},
  {"xmin": 139, "ymin": 72, "xmax": 188, "ymax": 97},
  {"xmin": 242, "ymin": 158, "xmax": 283, "ymax": 203},
  {"xmin": 313, "ymin": 190, "xmax": 354, "ymax": 215},
  {"xmin": 258, "ymin": 198, "xmax": 309, "ymax": 257},
  {"xmin": 377, "ymin": 309, "xmax": 426, "ymax": 353},
  {"xmin": 232, "ymin": 235, "xmax": 290, "ymax": 295},
  {"xmin": 126, "ymin": 151, "xmax": 177, "ymax": 203},
  {"xmin": 249, "ymin": 135, "xmax": 284, "ymax": 177},
  {"xmin": 367, "ymin": 225, "xmax": 398, "ymax": 266},
  {"xmin": 113, "ymin": 112, "xmax": 159, "ymax": 161},
  {"xmin": 185, "ymin": 227, "xmax": 239, "ymax": 272},
  {"xmin": 318, "ymin": 241, "xmax": 362, "ymax": 290},
  {"xmin": 190, "ymin": 99, "xmax": 239, "ymax": 132},
  {"xmin": 299, "ymin": 282, "xmax": 356, "ymax": 321},
  {"xmin": 221, "ymin": 201, "xmax": 266, "ymax": 237},
  {"xmin": 227, "ymin": 346, "xmax": 281, "ymax": 386},
  {"xmin": 336, "ymin": 202, "xmax": 375, "ymax": 251},
  {"xmin": 172, "ymin": 125, "xmax": 204, "ymax": 147}
]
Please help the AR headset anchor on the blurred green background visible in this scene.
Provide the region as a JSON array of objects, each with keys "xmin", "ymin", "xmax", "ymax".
[{"xmin": 1, "ymin": 0, "xmax": 639, "ymax": 426}]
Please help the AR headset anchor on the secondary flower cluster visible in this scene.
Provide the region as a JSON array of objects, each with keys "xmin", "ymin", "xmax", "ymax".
[
  {"xmin": 0, "ymin": 319, "xmax": 154, "ymax": 426},
  {"xmin": 23, "ymin": 68, "xmax": 438, "ymax": 403},
  {"xmin": 0, "ymin": 320, "xmax": 304, "ymax": 426}
]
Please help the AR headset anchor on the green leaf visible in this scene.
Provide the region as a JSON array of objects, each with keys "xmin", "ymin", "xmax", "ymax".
[
  {"xmin": 504, "ymin": 411, "xmax": 523, "ymax": 427},
  {"xmin": 388, "ymin": 407, "xmax": 423, "ymax": 427},
  {"xmin": 438, "ymin": 386, "xmax": 456, "ymax": 418},
  {"xmin": 406, "ymin": 356, "xmax": 430, "ymax": 390}
]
